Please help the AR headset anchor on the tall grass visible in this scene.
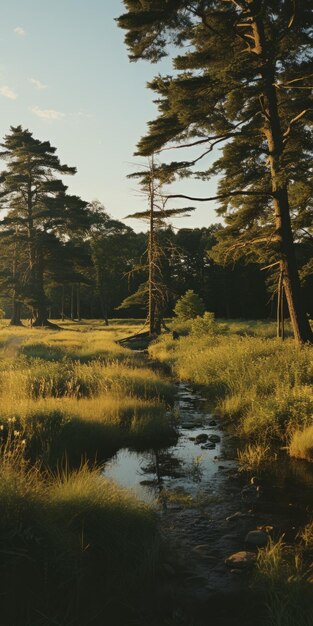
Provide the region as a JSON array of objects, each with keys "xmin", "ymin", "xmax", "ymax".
[
  {"xmin": 150, "ymin": 322, "xmax": 313, "ymax": 450},
  {"xmin": 0, "ymin": 456, "xmax": 160, "ymax": 626},
  {"xmin": 0, "ymin": 322, "xmax": 177, "ymax": 466},
  {"xmin": 0, "ymin": 320, "xmax": 172, "ymax": 624},
  {"xmin": 256, "ymin": 538, "xmax": 313, "ymax": 626}
]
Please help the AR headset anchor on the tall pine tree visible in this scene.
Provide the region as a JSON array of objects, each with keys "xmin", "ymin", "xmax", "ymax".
[
  {"xmin": 0, "ymin": 126, "xmax": 80, "ymax": 326},
  {"xmin": 118, "ymin": 0, "xmax": 313, "ymax": 343}
]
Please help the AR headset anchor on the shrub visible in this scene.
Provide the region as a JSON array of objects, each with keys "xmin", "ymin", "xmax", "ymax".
[
  {"xmin": 174, "ymin": 290, "xmax": 205, "ymax": 320},
  {"xmin": 191, "ymin": 311, "xmax": 216, "ymax": 337}
]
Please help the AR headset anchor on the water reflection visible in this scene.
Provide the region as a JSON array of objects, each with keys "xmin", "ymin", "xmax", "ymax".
[{"xmin": 104, "ymin": 383, "xmax": 229, "ymax": 504}]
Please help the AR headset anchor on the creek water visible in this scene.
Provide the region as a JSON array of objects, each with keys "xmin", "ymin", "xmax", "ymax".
[
  {"xmin": 105, "ymin": 382, "xmax": 233, "ymax": 504},
  {"xmin": 104, "ymin": 381, "xmax": 313, "ymax": 623}
]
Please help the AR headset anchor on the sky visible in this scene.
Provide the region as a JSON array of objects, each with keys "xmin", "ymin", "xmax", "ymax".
[{"xmin": 0, "ymin": 0, "xmax": 219, "ymax": 232}]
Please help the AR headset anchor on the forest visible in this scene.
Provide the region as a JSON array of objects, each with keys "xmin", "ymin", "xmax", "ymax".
[
  {"xmin": 0, "ymin": 125, "xmax": 312, "ymax": 328},
  {"xmin": 0, "ymin": 1, "xmax": 312, "ymax": 626}
]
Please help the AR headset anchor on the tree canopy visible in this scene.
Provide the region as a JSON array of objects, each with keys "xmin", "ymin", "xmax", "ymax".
[{"xmin": 117, "ymin": 0, "xmax": 313, "ymax": 343}]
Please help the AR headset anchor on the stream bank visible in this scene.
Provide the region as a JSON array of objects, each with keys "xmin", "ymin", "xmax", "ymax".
[{"xmin": 104, "ymin": 378, "xmax": 313, "ymax": 625}]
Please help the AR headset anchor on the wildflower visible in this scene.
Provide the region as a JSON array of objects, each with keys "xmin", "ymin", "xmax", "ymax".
[{"xmin": 13, "ymin": 430, "xmax": 20, "ymax": 437}]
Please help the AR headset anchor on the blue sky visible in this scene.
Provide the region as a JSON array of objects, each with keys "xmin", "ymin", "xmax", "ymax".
[{"xmin": 0, "ymin": 0, "xmax": 219, "ymax": 231}]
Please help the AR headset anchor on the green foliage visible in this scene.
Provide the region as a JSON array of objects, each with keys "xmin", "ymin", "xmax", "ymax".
[
  {"xmin": 118, "ymin": 0, "xmax": 313, "ymax": 342},
  {"xmin": 0, "ymin": 460, "xmax": 160, "ymax": 626},
  {"xmin": 289, "ymin": 426, "xmax": 313, "ymax": 463},
  {"xmin": 150, "ymin": 320, "xmax": 313, "ymax": 446},
  {"xmin": 174, "ymin": 289, "xmax": 205, "ymax": 320},
  {"xmin": 191, "ymin": 311, "xmax": 216, "ymax": 337},
  {"xmin": 0, "ymin": 321, "xmax": 177, "ymax": 624},
  {"xmin": 256, "ymin": 538, "xmax": 313, "ymax": 626}
]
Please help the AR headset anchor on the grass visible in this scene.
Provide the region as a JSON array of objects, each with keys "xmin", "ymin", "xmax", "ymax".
[
  {"xmin": 0, "ymin": 321, "xmax": 177, "ymax": 466},
  {"xmin": 150, "ymin": 319, "xmax": 313, "ymax": 453},
  {"xmin": 0, "ymin": 455, "xmax": 159, "ymax": 626},
  {"xmin": 256, "ymin": 537, "xmax": 313, "ymax": 626},
  {"xmin": 289, "ymin": 425, "xmax": 313, "ymax": 463},
  {"xmin": 0, "ymin": 319, "xmax": 176, "ymax": 625},
  {"xmin": 237, "ymin": 442, "xmax": 274, "ymax": 472}
]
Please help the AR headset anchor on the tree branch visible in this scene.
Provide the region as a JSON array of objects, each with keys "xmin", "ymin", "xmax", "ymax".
[
  {"xmin": 283, "ymin": 109, "xmax": 312, "ymax": 141},
  {"xmin": 157, "ymin": 115, "xmax": 255, "ymax": 153},
  {"xmin": 165, "ymin": 190, "xmax": 272, "ymax": 203}
]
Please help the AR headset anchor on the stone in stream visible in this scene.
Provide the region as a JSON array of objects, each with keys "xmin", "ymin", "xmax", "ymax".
[
  {"xmin": 209, "ymin": 420, "xmax": 217, "ymax": 426},
  {"xmin": 194, "ymin": 433, "xmax": 209, "ymax": 444},
  {"xmin": 182, "ymin": 421, "xmax": 204, "ymax": 430},
  {"xmin": 245, "ymin": 530, "xmax": 269, "ymax": 548},
  {"xmin": 225, "ymin": 551, "xmax": 256, "ymax": 570},
  {"xmin": 208, "ymin": 434, "xmax": 221, "ymax": 443},
  {"xmin": 201, "ymin": 443, "xmax": 216, "ymax": 450}
]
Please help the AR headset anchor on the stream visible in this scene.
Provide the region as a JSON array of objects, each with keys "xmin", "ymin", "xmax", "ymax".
[{"xmin": 104, "ymin": 381, "xmax": 313, "ymax": 625}]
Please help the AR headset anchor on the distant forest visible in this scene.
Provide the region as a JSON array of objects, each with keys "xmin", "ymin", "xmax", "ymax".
[{"xmin": 0, "ymin": 125, "xmax": 312, "ymax": 325}]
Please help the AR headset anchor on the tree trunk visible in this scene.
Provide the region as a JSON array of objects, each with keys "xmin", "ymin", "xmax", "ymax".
[
  {"xmin": 76, "ymin": 283, "xmax": 81, "ymax": 321},
  {"xmin": 10, "ymin": 300, "xmax": 23, "ymax": 326},
  {"xmin": 32, "ymin": 248, "xmax": 56, "ymax": 327},
  {"xmin": 249, "ymin": 5, "xmax": 313, "ymax": 343},
  {"xmin": 70, "ymin": 285, "xmax": 74, "ymax": 320},
  {"xmin": 10, "ymin": 229, "xmax": 23, "ymax": 326},
  {"xmin": 61, "ymin": 285, "xmax": 65, "ymax": 321},
  {"xmin": 99, "ymin": 293, "xmax": 109, "ymax": 325},
  {"xmin": 148, "ymin": 156, "xmax": 157, "ymax": 335}
]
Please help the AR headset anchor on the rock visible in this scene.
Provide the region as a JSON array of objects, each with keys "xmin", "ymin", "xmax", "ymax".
[
  {"xmin": 225, "ymin": 551, "xmax": 256, "ymax": 570},
  {"xmin": 245, "ymin": 530, "xmax": 269, "ymax": 548},
  {"xmin": 201, "ymin": 443, "xmax": 216, "ymax": 450},
  {"xmin": 182, "ymin": 421, "xmax": 203, "ymax": 429},
  {"xmin": 189, "ymin": 437, "xmax": 196, "ymax": 441},
  {"xmin": 209, "ymin": 420, "xmax": 217, "ymax": 426},
  {"xmin": 140, "ymin": 479, "xmax": 159, "ymax": 486},
  {"xmin": 241, "ymin": 484, "xmax": 261, "ymax": 501},
  {"xmin": 208, "ymin": 434, "xmax": 221, "ymax": 443},
  {"xmin": 257, "ymin": 525, "xmax": 273, "ymax": 533},
  {"xmin": 195, "ymin": 433, "xmax": 209, "ymax": 444}
]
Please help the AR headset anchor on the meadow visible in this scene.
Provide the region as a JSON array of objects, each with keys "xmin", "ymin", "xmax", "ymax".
[
  {"xmin": 0, "ymin": 320, "xmax": 176, "ymax": 626},
  {"xmin": 149, "ymin": 319, "xmax": 313, "ymax": 466},
  {"xmin": 1, "ymin": 317, "xmax": 313, "ymax": 625}
]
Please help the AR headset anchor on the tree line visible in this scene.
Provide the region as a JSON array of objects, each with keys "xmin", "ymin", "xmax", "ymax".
[{"xmin": 0, "ymin": 125, "xmax": 312, "ymax": 327}]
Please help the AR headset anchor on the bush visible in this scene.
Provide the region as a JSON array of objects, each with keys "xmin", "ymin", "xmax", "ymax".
[
  {"xmin": 191, "ymin": 311, "xmax": 216, "ymax": 337},
  {"xmin": 174, "ymin": 290, "xmax": 205, "ymax": 320}
]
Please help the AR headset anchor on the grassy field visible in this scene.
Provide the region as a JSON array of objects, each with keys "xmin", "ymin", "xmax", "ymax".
[
  {"xmin": 1, "ymin": 317, "xmax": 313, "ymax": 625},
  {"xmin": 0, "ymin": 319, "xmax": 176, "ymax": 626},
  {"xmin": 149, "ymin": 318, "xmax": 313, "ymax": 466},
  {"xmin": 0, "ymin": 320, "xmax": 176, "ymax": 465}
]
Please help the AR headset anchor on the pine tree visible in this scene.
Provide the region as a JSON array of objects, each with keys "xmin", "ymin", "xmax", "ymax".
[
  {"xmin": 174, "ymin": 289, "xmax": 205, "ymax": 321},
  {"xmin": 123, "ymin": 156, "xmax": 195, "ymax": 334},
  {"xmin": 0, "ymin": 126, "xmax": 80, "ymax": 326},
  {"xmin": 118, "ymin": 0, "xmax": 313, "ymax": 343}
]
